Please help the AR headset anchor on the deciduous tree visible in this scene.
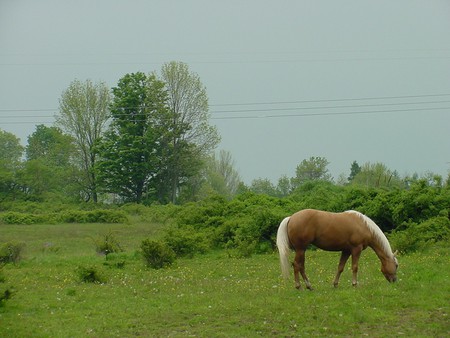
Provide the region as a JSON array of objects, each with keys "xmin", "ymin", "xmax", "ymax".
[
  {"xmin": 56, "ymin": 79, "xmax": 111, "ymax": 202},
  {"xmin": 291, "ymin": 156, "xmax": 332, "ymax": 189},
  {"xmin": 22, "ymin": 125, "xmax": 79, "ymax": 201},
  {"xmin": 160, "ymin": 61, "xmax": 220, "ymax": 202},
  {"xmin": 96, "ymin": 72, "xmax": 170, "ymax": 203},
  {"xmin": 352, "ymin": 162, "xmax": 402, "ymax": 188},
  {"xmin": 0, "ymin": 129, "xmax": 23, "ymax": 200}
]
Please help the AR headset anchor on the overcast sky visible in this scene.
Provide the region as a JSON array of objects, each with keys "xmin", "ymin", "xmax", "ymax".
[{"xmin": 1, "ymin": 0, "xmax": 449, "ymax": 183}]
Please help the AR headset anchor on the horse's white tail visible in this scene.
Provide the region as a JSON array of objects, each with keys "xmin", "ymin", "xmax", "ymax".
[{"xmin": 276, "ymin": 216, "xmax": 291, "ymax": 280}]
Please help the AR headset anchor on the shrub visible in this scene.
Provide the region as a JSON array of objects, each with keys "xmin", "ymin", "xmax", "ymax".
[
  {"xmin": 140, "ymin": 239, "xmax": 176, "ymax": 269},
  {"xmin": 0, "ymin": 265, "xmax": 15, "ymax": 307},
  {"xmin": 163, "ymin": 227, "xmax": 210, "ymax": 257},
  {"xmin": 59, "ymin": 209, "xmax": 127, "ymax": 224},
  {"xmin": 0, "ymin": 212, "xmax": 44, "ymax": 225},
  {"xmin": 104, "ymin": 253, "xmax": 127, "ymax": 269},
  {"xmin": 390, "ymin": 216, "xmax": 450, "ymax": 253},
  {"xmin": 76, "ymin": 265, "xmax": 106, "ymax": 284},
  {"xmin": 92, "ymin": 231, "xmax": 124, "ymax": 257},
  {"xmin": 0, "ymin": 242, "xmax": 25, "ymax": 264}
]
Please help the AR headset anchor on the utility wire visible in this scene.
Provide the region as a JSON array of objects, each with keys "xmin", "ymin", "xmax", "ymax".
[
  {"xmin": 0, "ymin": 106, "xmax": 448, "ymax": 124},
  {"xmin": 210, "ymin": 93, "xmax": 450, "ymax": 107},
  {"xmin": 1, "ymin": 93, "xmax": 450, "ymax": 113},
  {"xmin": 1, "ymin": 99, "xmax": 450, "ymax": 118},
  {"xmin": 0, "ymin": 95, "xmax": 449, "ymax": 124}
]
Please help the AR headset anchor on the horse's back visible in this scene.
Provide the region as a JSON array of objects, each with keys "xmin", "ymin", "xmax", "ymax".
[{"xmin": 287, "ymin": 209, "xmax": 370, "ymax": 251}]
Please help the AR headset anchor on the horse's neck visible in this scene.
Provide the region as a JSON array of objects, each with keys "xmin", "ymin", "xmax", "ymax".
[{"xmin": 369, "ymin": 238, "xmax": 392, "ymax": 264}]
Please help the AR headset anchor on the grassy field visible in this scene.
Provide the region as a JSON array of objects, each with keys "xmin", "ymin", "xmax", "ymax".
[{"xmin": 0, "ymin": 221, "xmax": 449, "ymax": 337}]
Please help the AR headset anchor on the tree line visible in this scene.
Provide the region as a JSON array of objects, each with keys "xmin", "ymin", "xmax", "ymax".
[
  {"xmin": 1, "ymin": 60, "xmax": 449, "ymax": 205},
  {"xmin": 0, "ymin": 62, "xmax": 229, "ymax": 204}
]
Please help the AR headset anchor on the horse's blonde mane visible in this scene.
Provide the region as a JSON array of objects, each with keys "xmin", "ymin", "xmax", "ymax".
[{"xmin": 345, "ymin": 210, "xmax": 394, "ymax": 258}]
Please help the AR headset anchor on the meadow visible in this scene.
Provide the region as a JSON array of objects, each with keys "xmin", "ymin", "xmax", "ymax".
[{"xmin": 0, "ymin": 221, "xmax": 449, "ymax": 337}]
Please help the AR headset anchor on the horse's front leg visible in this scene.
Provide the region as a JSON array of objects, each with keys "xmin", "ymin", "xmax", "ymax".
[
  {"xmin": 333, "ymin": 251, "xmax": 350, "ymax": 288},
  {"xmin": 294, "ymin": 249, "xmax": 313, "ymax": 290},
  {"xmin": 351, "ymin": 247, "xmax": 363, "ymax": 286}
]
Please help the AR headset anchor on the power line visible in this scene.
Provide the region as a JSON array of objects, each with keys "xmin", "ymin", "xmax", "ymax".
[
  {"xmin": 1, "ymin": 100, "xmax": 450, "ymax": 118},
  {"xmin": 210, "ymin": 106, "xmax": 450, "ymax": 120},
  {"xmin": 210, "ymin": 93, "xmax": 450, "ymax": 107},
  {"xmin": 0, "ymin": 95, "xmax": 449, "ymax": 124},
  {"xmin": 0, "ymin": 106, "xmax": 448, "ymax": 125},
  {"xmin": 210, "ymin": 100, "xmax": 450, "ymax": 114},
  {"xmin": 1, "ymin": 93, "xmax": 450, "ymax": 114}
]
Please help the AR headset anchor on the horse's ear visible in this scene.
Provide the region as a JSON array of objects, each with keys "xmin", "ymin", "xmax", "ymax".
[{"xmin": 393, "ymin": 250, "xmax": 399, "ymax": 257}]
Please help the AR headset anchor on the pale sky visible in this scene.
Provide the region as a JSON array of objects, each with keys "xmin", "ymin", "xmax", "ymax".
[{"xmin": 1, "ymin": 0, "xmax": 449, "ymax": 183}]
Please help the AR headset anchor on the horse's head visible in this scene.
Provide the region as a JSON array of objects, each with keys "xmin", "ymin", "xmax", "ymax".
[{"xmin": 381, "ymin": 252, "xmax": 398, "ymax": 283}]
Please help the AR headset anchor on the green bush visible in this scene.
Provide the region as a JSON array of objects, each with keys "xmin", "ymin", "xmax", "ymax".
[
  {"xmin": 0, "ymin": 209, "xmax": 127, "ymax": 225},
  {"xmin": 0, "ymin": 242, "xmax": 25, "ymax": 264},
  {"xmin": 104, "ymin": 252, "xmax": 128, "ymax": 269},
  {"xmin": 390, "ymin": 216, "xmax": 450, "ymax": 253},
  {"xmin": 0, "ymin": 212, "xmax": 50, "ymax": 225},
  {"xmin": 140, "ymin": 239, "xmax": 176, "ymax": 269},
  {"xmin": 163, "ymin": 227, "xmax": 210, "ymax": 257},
  {"xmin": 76, "ymin": 265, "xmax": 106, "ymax": 284},
  {"xmin": 92, "ymin": 231, "xmax": 124, "ymax": 256},
  {"xmin": 0, "ymin": 267, "xmax": 15, "ymax": 307},
  {"xmin": 59, "ymin": 209, "xmax": 127, "ymax": 223}
]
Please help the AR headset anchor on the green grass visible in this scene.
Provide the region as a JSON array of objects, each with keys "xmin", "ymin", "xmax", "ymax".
[{"xmin": 0, "ymin": 222, "xmax": 449, "ymax": 337}]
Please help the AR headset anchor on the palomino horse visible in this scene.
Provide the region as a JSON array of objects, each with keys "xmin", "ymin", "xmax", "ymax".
[{"xmin": 276, "ymin": 209, "xmax": 398, "ymax": 290}]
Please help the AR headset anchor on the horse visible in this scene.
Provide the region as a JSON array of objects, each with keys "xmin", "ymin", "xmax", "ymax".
[{"xmin": 276, "ymin": 209, "xmax": 398, "ymax": 290}]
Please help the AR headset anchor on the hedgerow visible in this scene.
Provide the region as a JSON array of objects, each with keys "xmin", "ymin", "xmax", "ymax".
[{"xmin": 0, "ymin": 209, "xmax": 127, "ymax": 224}]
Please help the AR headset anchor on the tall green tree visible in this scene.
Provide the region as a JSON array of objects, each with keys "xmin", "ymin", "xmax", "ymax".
[
  {"xmin": 0, "ymin": 129, "xmax": 23, "ymax": 200},
  {"xmin": 249, "ymin": 178, "xmax": 278, "ymax": 196},
  {"xmin": 21, "ymin": 125, "xmax": 79, "ymax": 201},
  {"xmin": 351, "ymin": 162, "xmax": 402, "ymax": 188},
  {"xmin": 160, "ymin": 61, "xmax": 220, "ymax": 202},
  {"xmin": 96, "ymin": 72, "xmax": 170, "ymax": 203},
  {"xmin": 348, "ymin": 160, "xmax": 361, "ymax": 182},
  {"xmin": 26, "ymin": 125, "xmax": 75, "ymax": 166},
  {"xmin": 182, "ymin": 150, "xmax": 241, "ymax": 201},
  {"xmin": 56, "ymin": 79, "xmax": 111, "ymax": 202},
  {"xmin": 276, "ymin": 175, "xmax": 292, "ymax": 197},
  {"xmin": 291, "ymin": 156, "xmax": 332, "ymax": 189}
]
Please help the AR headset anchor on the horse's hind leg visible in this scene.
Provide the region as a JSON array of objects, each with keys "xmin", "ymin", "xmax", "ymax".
[
  {"xmin": 293, "ymin": 249, "xmax": 313, "ymax": 290},
  {"xmin": 333, "ymin": 251, "xmax": 350, "ymax": 287},
  {"xmin": 351, "ymin": 246, "xmax": 363, "ymax": 286}
]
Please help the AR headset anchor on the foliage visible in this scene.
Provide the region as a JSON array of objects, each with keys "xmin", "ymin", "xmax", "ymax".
[
  {"xmin": 0, "ymin": 209, "xmax": 127, "ymax": 224},
  {"xmin": 140, "ymin": 239, "xmax": 176, "ymax": 269},
  {"xmin": 290, "ymin": 180, "xmax": 343, "ymax": 211},
  {"xmin": 291, "ymin": 156, "xmax": 332, "ymax": 189},
  {"xmin": 92, "ymin": 231, "xmax": 124, "ymax": 256},
  {"xmin": 95, "ymin": 72, "xmax": 170, "ymax": 203},
  {"xmin": 0, "ymin": 266, "xmax": 15, "ymax": 307},
  {"xmin": 22, "ymin": 125, "xmax": 79, "ymax": 201},
  {"xmin": 390, "ymin": 216, "xmax": 450, "ymax": 253},
  {"xmin": 160, "ymin": 61, "xmax": 221, "ymax": 203},
  {"xmin": 58, "ymin": 209, "xmax": 127, "ymax": 224},
  {"xmin": 0, "ymin": 129, "xmax": 24, "ymax": 201},
  {"xmin": 163, "ymin": 226, "xmax": 211, "ymax": 257},
  {"xmin": 183, "ymin": 150, "xmax": 241, "ymax": 201},
  {"xmin": 0, "ymin": 129, "xmax": 24, "ymax": 164},
  {"xmin": 57, "ymin": 79, "xmax": 111, "ymax": 203},
  {"xmin": 348, "ymin": 160, "xmax": 361, "ymax": 182},
  {"xmin": 249, "ymin": 178, "xmax": 279, "ymax": 197},
  {"xmin": 351, "ymin": 162, "xmax": 403, "ymax": 188},
  {"xmin": 76, "ymin": 265, "xmax": 106, "ymax": 284},
  {"xmin": 0, "ymin": 241, "xmax": 25, "ymax": 264}
]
